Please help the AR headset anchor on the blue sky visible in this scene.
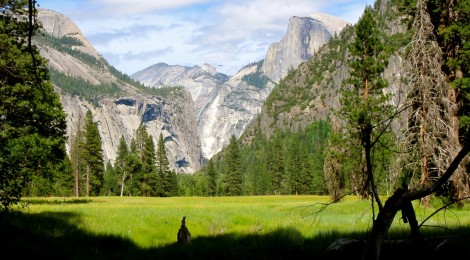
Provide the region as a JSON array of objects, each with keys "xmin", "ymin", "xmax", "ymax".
[{"xmin": 38, "ymin": 0, "xmax": 375, "ymax": 76}]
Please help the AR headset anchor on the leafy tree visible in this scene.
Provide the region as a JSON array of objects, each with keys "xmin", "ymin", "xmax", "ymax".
[
  {"xmin": 0, "ymin": 0, "xmax": 67, "ymax": 211},
  {"xmin": 224, "ymin": 135, "xmax": 243, "ymax": 196},
  {"xmin": 83, "ymin": 110, "xmax": 104, "ymax": 196}
]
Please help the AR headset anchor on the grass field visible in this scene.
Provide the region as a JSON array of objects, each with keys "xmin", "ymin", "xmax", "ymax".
[{"xmin": 2, "ymin": 195, "xmax": 470, "ymax": 259}]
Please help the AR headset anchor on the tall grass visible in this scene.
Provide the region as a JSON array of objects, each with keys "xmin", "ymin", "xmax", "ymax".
[{"xmin": 2, "ymin": 196, "xmax": 470, "ymax": 259}]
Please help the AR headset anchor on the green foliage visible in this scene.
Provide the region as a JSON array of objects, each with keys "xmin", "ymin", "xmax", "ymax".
[
  {"xmin": 214, "ymin": 120, "xmax": 331, "ymax": 196},
  {"xmin": 83, "ymin": 110, "xmax": 104, "ymax": 196},
  {"xmin": 0, "ymin": 0, "xmax": 67, "ymax": 211},
  {"xmin": 34, "ymin": 33, "xmax": 103, "ymax": 69},
  {"xmin": 156, "ymin": 133, "xmax": 176, "ymax": 197},
  {"xmin": 224, "ymin": 135, "xmax": 244, "ymax": 196},
  {"xmin": 337, "ymin": 6, "xmax": 395, "ymax": 200},
  {"xmin": 49, "ymin": 69, "xmax": 121, "ymax": 101},
  {"xmin": 114, "ymin": 136, "xmax": 130, "ymax": 196},
  {"xmin": 241, "ymin": 61, "xmax": 271, "ymax": 89},
  {"xmin": 206, "ymin": 159, "xmax": 217, "ymax": 196},
  {"xmin": 428, "ymin": 0, "xmax": 470, "ymax": 144},
  {"xmin": 8, "ymin": 196, "xmax": 470, "ymax": 259},
  {"xmin": 101, "ymin": 161, "xmax": 118, "ymax": 196}
]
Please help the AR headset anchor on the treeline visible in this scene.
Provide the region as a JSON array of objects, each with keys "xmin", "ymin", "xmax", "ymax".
[
  {"xmin": 178, "ymin": 120, "xmax": 332, "ymax": 196},
  {"xmin": 23, "ymin": 110, "xmax": 179, "ymax": 197},
  {"xmin": 22, "ymin": 114, "xmax": 332, "ymax": 197},
  {"xmin": 50, "ymin": 69, "xmax": 121, "ymax": 101}
]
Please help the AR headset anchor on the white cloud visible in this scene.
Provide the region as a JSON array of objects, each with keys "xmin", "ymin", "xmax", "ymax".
[
  {"xmin": 42, "ymin": 0, "xmax": 375, "ymax": 75},
  {"xmin": 90, "ymin": 0, "xmax": 212, "ymax": 15}
]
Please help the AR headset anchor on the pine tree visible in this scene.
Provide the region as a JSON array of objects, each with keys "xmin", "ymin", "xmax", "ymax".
[
  {"xmin": 268, "ymin": 132, "xmax": 285, "ymax": 195},
  {"xmin": 339, "ymin": 6, "xmax": 392, "ymax": 208},
  {"xmin": 225, "ymin": 135, "xmax": 243, "ymax": 196},
  {"xmin": 206, "ymin": 159, "xmax": 217, "ymax": 196},
  {"xmin": 427, "ymin": 0, "xmax": 470, "ymax": 201},
  {"xmin": 115, "ymin": 136, "xmax": 129, "ymax": 197},
  {"xmin": 83, "ymin": 110, "xmax": 104, "ymax": 196},
  {"xmin": 135, "ymin": 124, "xmax": 157, "ymax": 196},
  {"xmin": 156, "ymin": 133, "xmax": 172, "ymax": 196},
  {"xmin": 69, "ymin": 113, "xmax": 85, "ymax": 196},
  {"xmin": 102, "ymin": 161, "xmax": 118, "ymax": 196},
  {"xmin": 0, "ymin": 0, "xmax": 67, "ymax": 210}
]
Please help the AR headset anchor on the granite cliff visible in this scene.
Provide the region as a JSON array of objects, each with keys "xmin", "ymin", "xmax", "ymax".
[{"xmin": 36, "ymin": 9, "xmax": 202, "ymax": 172}]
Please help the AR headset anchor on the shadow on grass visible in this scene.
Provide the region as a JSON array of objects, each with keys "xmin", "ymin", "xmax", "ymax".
[
  {"xmin": 1, "ymin": 211, "xmax": 470, "ymax": 260},
  {"xmin": 22, "ymin": 198, "xmax": 94, "ymax": 205}
]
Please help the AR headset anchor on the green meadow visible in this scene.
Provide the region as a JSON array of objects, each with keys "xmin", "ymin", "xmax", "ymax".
[{"xmin": 3, "ymin": 196, "xmax": 470, "ymax": 259}]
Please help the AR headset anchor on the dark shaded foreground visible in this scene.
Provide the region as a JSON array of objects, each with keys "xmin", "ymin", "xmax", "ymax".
[{"xmin": 1, "ymin": 210, "xmax": 469, "ymax": 260}]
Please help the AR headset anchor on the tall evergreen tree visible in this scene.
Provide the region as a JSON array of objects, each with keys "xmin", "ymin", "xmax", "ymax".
[
  {"xmin": 83, "ymin": 110, "xmax": 104, "ymax": 196},
  {"xmin": 206, "ymin": 159, "xmax": 217, "ymax": 196},
  {"xmin": 69, "ymin": 113, "xmax": 84, "ymax": 196},
  {"xmin": 225, "ymin": 135, "xmax": 243, "ymax": 196},
  {"xmin": 102, "ymin": 161, "xmax": 118, "ymax": 196},
  {"xmin": 156, "ymin": 133, "xmax": 173, "ymax": 196},
  {"xmin": 0, "ymin": 0, "xmax": 67, "ymax": 210},
  {"xmin": 115, "ymin": 135, "xmax": 129, "ymax": 197},
  {"xmin": 268, "ymin": 132, "xmax": 286, "ymax": 195},
  {"xmin": 339, "ymin": 6, "xmax": 392, "ymax": 208},
  {"xmin": 135, "ymin": 124, "xmax": 157, "ymax": 196}
]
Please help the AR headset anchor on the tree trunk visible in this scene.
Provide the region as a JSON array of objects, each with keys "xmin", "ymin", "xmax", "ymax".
[
  {"xmin": 120, "ymin": 171, "xmax": 126, "ymax": 197},
  {"xmin": 365, "ymin": 145, "xmax": 470, "ymax": 260},
  {"xmin": 86, "ymin": 163, "xmax": 90, "ymax": 197},
  {"xmin": 74, "ymin": 168, "xmax": 79, "ymax": 197}
]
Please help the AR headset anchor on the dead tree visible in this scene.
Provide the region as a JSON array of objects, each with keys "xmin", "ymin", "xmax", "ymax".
[{"xmin": 399, "ymin": 0, "xmax": 465, "ymax": 206}]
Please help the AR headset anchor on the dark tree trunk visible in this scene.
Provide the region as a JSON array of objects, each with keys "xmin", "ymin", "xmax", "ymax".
[{"xmin": 364, "ymin": 145, "xmax": 470, "ymax": 260}]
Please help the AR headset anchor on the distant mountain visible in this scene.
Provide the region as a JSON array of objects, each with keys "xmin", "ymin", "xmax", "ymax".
[
  {"xmin": 262, "ymin": 14, "xmax": 348, "ymax": 82},
  {"xmin": 36, "ymin": 9, "xmax": 203, "ymax": 172},
  {"xmin": 240, "ymin": 0, "xmax": 409, "ymax": 143},
  {"xmin": 133, "ymin": 61, "xmax": 275, "ymax": 159},
  {"xmin": 132, "ymin": 14, "xmax": 347, "ymax": 160}
]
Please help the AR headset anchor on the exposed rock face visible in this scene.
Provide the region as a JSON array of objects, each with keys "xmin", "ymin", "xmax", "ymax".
[
  {"xmin": 133, "ymin": 62, "xmax": 275, "ymax": 159},
  {"xmin": 38, "ymin": 7, "xmax": 349, "ymax": 169},
  {"xmin": 132, "ymin": 14, "xmax": 347, "ymax": 160},
  {"xmin": 196, "ymin": 64, "xmax": 275, "ymax": 158},
  {"xmin": 132, "ymin": 63, "xmax": 228, "ymax": 114},
  {"xmin": 37, "ymin": 9, "xmax": 202, "ymax": 172},
  {"xmin": 262, "ymin": 14, "xmax": 348, "ymax": 82}
]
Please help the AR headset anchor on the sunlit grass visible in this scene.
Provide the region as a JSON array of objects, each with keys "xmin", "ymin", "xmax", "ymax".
[{"xmin": 20, "ymin": 195, "xmax": 470, "ymax": 249}]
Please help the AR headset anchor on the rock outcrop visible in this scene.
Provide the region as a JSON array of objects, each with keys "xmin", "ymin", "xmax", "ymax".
[
  {"xmin": 132, "ymin": 62, "xmax": 275, "ymax": 159},
  {"xmin": 36, "ymin": 9, "xmax": 202, "ymax": 172},
  {"xmin": 133, "ymin": 14, "xmax": 346, "ymax": 160},
  {"xmin": 262, "ymin": 14, "xmax": 348, "ymax": 82}
]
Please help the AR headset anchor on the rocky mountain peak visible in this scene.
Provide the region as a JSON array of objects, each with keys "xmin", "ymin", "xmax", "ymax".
[
  {"xmin": 310, "ymin": 13, "xmax": 350, "ymax": 35},
  {"xmin": 262, "ymin": 15, "xmax": 347, "ymax": 82},
  {"xmin": 37, "ymin": 8, "xmax": 100, "ymax": 59}
]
